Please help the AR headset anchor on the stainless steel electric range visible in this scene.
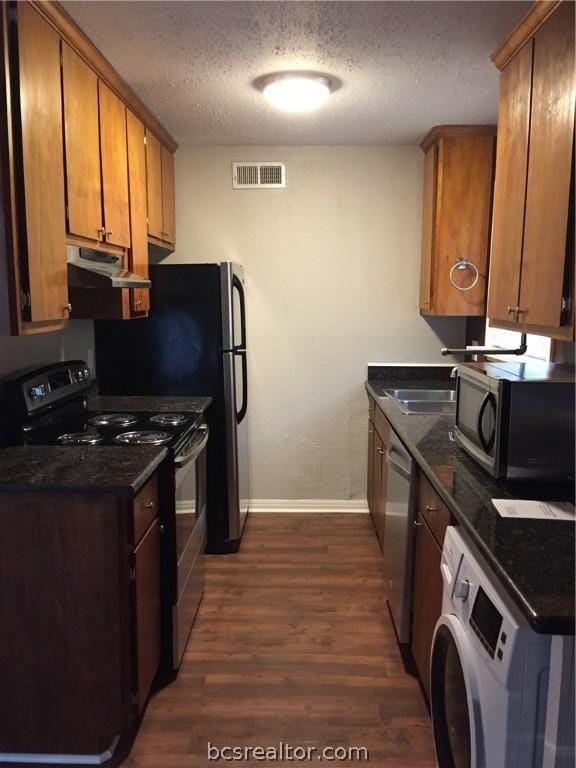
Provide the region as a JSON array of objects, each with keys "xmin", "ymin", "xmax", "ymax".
[{"xmin": 2, "ymin": 360, "xmax": 208, "ymax": 672}]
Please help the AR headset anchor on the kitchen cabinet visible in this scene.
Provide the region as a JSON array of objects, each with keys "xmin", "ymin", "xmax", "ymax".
[
  {"xmin": 0, "ymin": 2, "xmax": 69, "ymax": 333},
  {"xmin": 146, "ymin": 130, "xmax": 176, "ymax": 248},
  {"xmin": 99, "ymin": 82, "xmax": 131, "ymax": 248},
  {"xmin": 62, "ymin": 48, "xmax": 131, "ymax": 249},
  {"xmin": 419, "ymin": 125, "xmax": 496, "ymax": 317},
  {"xmin": 1, "ymin": 1, "xmax": 178, "ymax": 334},
  {"xmin": 488, "ymin": 1, "xmax": 575, "ymax": 339},
  {"xmin": 411, "ymin": 472, "xmax": 452, "ymax": 699},
  {"xmin": 0, "ymin": 473, "xmax": 162, "ymax": 756},
  {"xmin": 366, "ymin": 398, "xmax": 390, "ymax": 550},
  {"xmin": 61, "ymin": 43, "xmax": 103, "ymax": 243},
  {"xmin": 127, "ymin": 111, "xmax": 150, "ymax": 315}
]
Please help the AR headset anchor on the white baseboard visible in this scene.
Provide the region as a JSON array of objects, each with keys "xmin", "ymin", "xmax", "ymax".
[{"xmin": 249, "ymin": 499, "xmax": 369, "ymax": 514}]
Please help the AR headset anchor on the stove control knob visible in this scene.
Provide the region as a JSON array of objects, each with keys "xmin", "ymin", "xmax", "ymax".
[{"xmin": 454, "ymin": 579, "xmax": 470, "ymax": 601}]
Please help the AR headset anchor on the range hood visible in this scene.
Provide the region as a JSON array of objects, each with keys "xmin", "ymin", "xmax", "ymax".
[{"xmin": 67, "ymin": 246, "xmax": 151, "ymax": 289}]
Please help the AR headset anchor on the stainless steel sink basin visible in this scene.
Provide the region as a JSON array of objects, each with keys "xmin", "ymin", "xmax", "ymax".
[
  {"xmin": 386, "ymin": 388, "xmax": 456, "ymax": 402},
  {"xmin": 383, "ymin": 388, "xmax": 457, "ymax": 415}
]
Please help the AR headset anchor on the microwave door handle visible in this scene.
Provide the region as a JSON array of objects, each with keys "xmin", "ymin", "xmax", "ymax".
[{"xmin": 477, "ymin": 393, "xmax": 496, "ymax": 453}]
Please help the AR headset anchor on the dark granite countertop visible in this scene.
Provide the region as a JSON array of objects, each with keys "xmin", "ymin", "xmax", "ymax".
[
  {"xmin": 87, "ymin": 395, "xmax": 212, "ymax": 413},
  {"xmin": 366, "ymin": 366, "xmax": 575, "ymax": 636},
  {"xmin": 0, "ymin": 446, "xmax": 167, "ymax": 497}
]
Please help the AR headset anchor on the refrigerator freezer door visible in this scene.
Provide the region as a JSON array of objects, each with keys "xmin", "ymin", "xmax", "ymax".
[{"xmin": 221, "ymin": 263, "xmax": 246, "ymax": 351}]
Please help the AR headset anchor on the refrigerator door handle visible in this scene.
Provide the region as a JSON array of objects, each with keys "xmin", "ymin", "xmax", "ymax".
[
  {"xmin": 236, "ymin": 350, "xmax": 248, "ymax": 424},
  {"xmin": 232, "ymin": 274, "xmax": 247, "ymax": 351}
]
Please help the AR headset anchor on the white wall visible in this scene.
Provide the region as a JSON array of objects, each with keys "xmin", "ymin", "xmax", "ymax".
[{"xmin": 167, "ymin": 146, "xmax": 465, "ymax": 502}]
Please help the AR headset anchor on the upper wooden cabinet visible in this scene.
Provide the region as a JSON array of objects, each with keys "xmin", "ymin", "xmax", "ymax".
[
  {"xmin": 419, "ymin": 126, "xmax": 496, "ymax": 316},
  {"xmin": 161, "ymin": 146, "xmax": 176, "ymax": 247},
  {"xmin": 61, "ymin": 43, "xmax": 103, "ymax": 243},
  {"xmin": 62, "ymin": 50, "xmax": 131, "ymax": 249},
  {"xmin": 146, "ymin": 130, "xmax": 176, "ymax": 248},
  {"xmin": 127, "ymin": 111, "xmax": 151, "ymax": 315},
  {"xmin": 1, "ymin": 2, "xmax": 69, "ymax": 332},
  {"xmin": 1, "ymin": 1, "xmax": 177, "ymax": 334},
  {"xmin": 99, "ymin": 82, "xmax": 130, "ymax": 248},
  {"xmin": 488, "ymin": 1, "xmax": 575, "ymax": 339}
]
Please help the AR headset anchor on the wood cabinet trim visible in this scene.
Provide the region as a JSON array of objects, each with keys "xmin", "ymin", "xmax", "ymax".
[
  {"xmin": 420, "ymin": 124, "xmax": 496, "ymax": 152},
  {"xmin": 29, "ymin": 0, "xmax": 177, "ymax": 152},
  {"xmin": 491, "ymin": 0, "xmax": 563, "ymax": 70}
]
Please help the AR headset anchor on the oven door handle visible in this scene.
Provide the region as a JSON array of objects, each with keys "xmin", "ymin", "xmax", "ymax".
[
  {"xmin": 477, "ymin": 393, "xmax": 496, "ymax": 453},
  {"xmin": 174, "ymin": 426, "xmax": 209, "ymax": 469}
]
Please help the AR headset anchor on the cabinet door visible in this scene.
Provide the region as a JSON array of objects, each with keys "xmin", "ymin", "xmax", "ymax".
[
  {"xmin": 519, "ymin": 2, "xmax": 575, "ymax": 329},
  {"xmin": 62, "ymin": 44, "xmax": 103, "ymax": 242},
  {"xmin": 411, "ymin": 516, "xmax": 443, "ymax": 699},
  {"xmin": 371, "ymin": 432, "xmax": 383, "ymax": 541},
  {"xmin": 145, "ymin": 131, "xmax": 163, "ymax": 239},
  {"xmin": 376, "ymin": 436, "xmax": 389, "ymax": 548},
  {"xmin": 434, "ymin": 136, "xmax": 494, "ymax": 316},
  {"xmin": 487, "ymin": 42, "xmax": 532, "ymax": 325},
  {"xmin": 367, "ymin": 421, "xmax": 374, "ymax": 518},
  {"xmin": 99, "ymin": 82, "xmax": 130, "ymax": 248},
  {"xmin": 419, "ymin": 144, "xmax": 437, "ymax": 313},
  {"xmin": 161, "ymin": 145, "xmax": 176, "ymax": 245},
  {"xmin": 17, "ymin": 4, "xmax": 67, "ymax": 324},
  {"xmin": 133, "ymin": 518, "xmax": 161, "ymax": 712},
  {"xmin": 126, "ymin": 111, "xmax": 150, "ymax": 314}
]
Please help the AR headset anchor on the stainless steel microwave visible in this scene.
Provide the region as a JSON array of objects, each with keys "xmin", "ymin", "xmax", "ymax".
[{"xmin": 454, "ymin": 361, "xmax": 575, "ymax": 481}]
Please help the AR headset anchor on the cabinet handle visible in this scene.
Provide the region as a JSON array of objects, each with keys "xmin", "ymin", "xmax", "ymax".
[
  {"xmin": 134, "ymin": 299, "xmax": 142, "ymax": 308},
  {"xmin": 377, "ymin": 447, "xmax": 385, "ymax": 455},
  {"xmin": 143, "ymin": 501, "xmax": 155, "ymax": 509},
  {"xmin": 507, "ymin": 306, "xmax": 515, "ymax": 315},
  {"xmin": 105, "ymin": 230, "xmax": 114, "ymax": 237},
  {"xmin": 97, "ymin": 226, "xmax": 106, "ymax": 238},
  {"xmin": 413, "ymin": 519, "xmax": 423, "ymax": 527},
  {"xmin": 425, "ymin": 504, "xmax": 437, "ymax": 513},
  {"xmin": 63, "ymin": 303, "xmax": 72, "ymax": 314}
]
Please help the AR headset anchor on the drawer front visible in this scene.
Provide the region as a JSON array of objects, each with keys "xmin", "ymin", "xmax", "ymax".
[
  {"xmin": 374, "ymin": 407, "xmax": 391, "ymax": 447},
  {"xmin": 133, "ymin": 475, "xmax": 158, "ymax": 544},
  {"xmin": 417, "ymin": 473, "xmax": 451, "ymax": 547}
]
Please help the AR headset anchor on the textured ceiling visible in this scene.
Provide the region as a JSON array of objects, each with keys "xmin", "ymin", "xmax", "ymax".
[{"xmin": 63, "ymin": 1, "xmax": 530, "ymax": 146}]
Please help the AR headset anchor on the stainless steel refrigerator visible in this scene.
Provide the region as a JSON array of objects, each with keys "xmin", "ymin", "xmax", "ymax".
[{"xmin": 94, "ymin": 262, "xmax": 249, "ymax": 553}]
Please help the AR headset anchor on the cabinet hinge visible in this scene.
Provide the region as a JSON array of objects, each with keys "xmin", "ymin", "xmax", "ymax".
[
  {"xmin": 561, "ymin": 296, "xmax": 571, "ymax": 314},
  {"xmin": 20, "ymin": 289, "xmax": 30, "ymax": 309},
  {"xmin": 143, "ymin": 135, "xmax": 147, "ymax": 146}
]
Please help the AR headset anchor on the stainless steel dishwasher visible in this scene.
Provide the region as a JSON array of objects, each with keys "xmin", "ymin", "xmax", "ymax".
[{"xmin": 383, "ymin": 428, "xmax": 416, "ymax": 644}]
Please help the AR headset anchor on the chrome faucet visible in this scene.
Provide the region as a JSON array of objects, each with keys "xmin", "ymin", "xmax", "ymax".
[{"xmin": 450, "ymin": 366, "xmax": 458, "ymax": 379}]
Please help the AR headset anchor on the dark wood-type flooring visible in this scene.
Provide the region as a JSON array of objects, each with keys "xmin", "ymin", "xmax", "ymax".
[{"xmin": 123, "ymin": 512, "xmax": 437, "ymax": 767}]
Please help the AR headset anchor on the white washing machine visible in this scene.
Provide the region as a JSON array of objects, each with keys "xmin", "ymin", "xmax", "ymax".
[{"xmin": 430, "ymin": 526, "xmax": 575, "ymax": 768}]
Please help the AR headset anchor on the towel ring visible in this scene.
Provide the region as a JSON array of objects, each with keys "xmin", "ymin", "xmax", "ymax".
[{"xmin": 449, "ymin": 259, "xmax": 479, "ymax": 292}]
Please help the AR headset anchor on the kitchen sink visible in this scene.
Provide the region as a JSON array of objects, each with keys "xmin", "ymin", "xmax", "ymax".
[{"xmin": 383, "ymin": 388, "xmax": 457, "ymax": 415}]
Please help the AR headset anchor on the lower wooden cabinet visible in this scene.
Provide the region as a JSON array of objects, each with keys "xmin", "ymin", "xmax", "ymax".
[
  {"xmin": 0, "ymin": 474, "xmax": 162, "ymax": 757},
  {"xmin": 411, "ymin": 513, "xmax": 443, "ymax": 700},
  {"xmin": 411, "ymin": 472, "xmax": 453, "ymax": 699},
  {"xmin": 367, "ymin": 397, "xmax": 390, "ymax": 550}
]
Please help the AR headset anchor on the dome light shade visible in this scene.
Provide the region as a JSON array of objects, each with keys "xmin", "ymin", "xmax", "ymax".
[{"xmin": 255, "ymin": 72, "xmax": 337, "ymax": 113}]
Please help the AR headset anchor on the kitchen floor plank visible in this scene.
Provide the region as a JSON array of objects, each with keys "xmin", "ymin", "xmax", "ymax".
[{"xmin": 123, "ymin": 512, "xmax": 436, "ymax": 767}]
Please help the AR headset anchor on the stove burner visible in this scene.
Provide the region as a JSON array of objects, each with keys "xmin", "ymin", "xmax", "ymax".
[
  {"xmin": 87, "ymin": 413, "xmax": 139, "ymax": 428},
  {"xmin": 114, "ymin": 430, "xmax": 173, "ymax": 446},
  {"xmin": 149, "ymin": 414, "xmax": 189, "ymax": 427},
  {"xmin": 58, "ymin": 433, "xmax": 104, "ymax": 446}
]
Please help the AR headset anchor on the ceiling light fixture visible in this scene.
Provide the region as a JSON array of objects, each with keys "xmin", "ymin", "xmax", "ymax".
[{"xmin": 254, "ymin": 71, "xmax": 339, "ymax": 114}]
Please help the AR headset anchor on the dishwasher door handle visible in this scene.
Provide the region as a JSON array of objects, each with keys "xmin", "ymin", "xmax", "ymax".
[{"xmin": 386, "ymin": 446, "xmax": 412, "ymax": 481}]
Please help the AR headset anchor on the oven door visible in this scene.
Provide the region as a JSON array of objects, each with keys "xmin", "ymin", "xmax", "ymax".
[
  {"xmin": 173, "ymin": 425, "xmax": 209, "ymax": 668},
  {"xmin": 431, "ymin": 615, "xmax": 482, "ymax": 768},
  {"xmin": 454, "ymin": 371, "xmax": 501, "ymax": 476}
]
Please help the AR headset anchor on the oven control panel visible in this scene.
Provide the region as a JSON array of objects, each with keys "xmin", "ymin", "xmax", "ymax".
[{"xmin": 5, "ymin": 361, "xmax": 94, "ymax": 417}]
